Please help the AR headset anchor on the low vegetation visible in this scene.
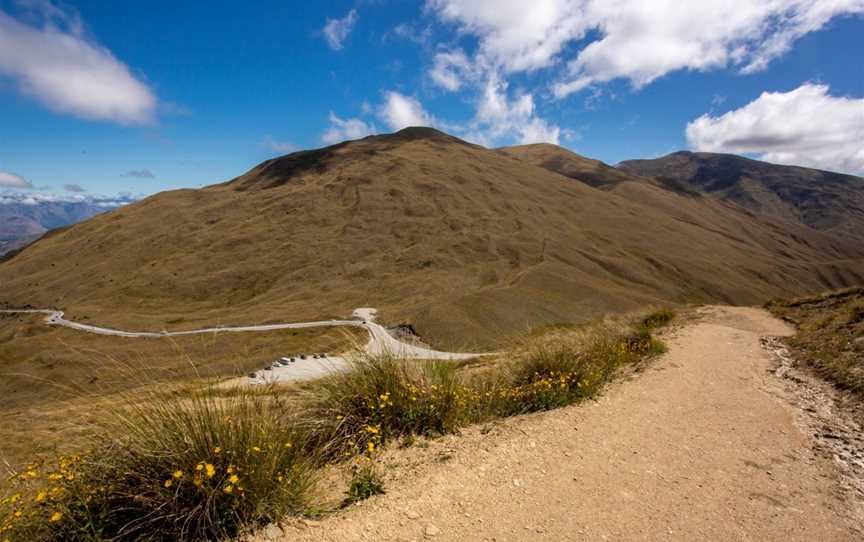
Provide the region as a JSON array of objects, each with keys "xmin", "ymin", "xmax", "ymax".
[
  {"xmin": 767, "ymin": 287, "xmax": 864, "ymax": 396},
  {"xmin": 1, "ymin": 309, "xmax": 674, "ymax": 541}
]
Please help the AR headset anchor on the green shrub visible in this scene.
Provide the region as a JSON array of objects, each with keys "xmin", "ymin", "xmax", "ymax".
[{"xmin": 343, "ymin": 461, "xmax": 385, "ymax": 506}]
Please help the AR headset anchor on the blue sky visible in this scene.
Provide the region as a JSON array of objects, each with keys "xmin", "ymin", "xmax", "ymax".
[{"xmin": 0, "ymin": 0, "xmax": 862, "ymax": 199}]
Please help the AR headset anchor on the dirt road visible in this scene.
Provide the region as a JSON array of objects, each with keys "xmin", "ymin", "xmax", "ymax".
[{"xmin": 274, "ymin": 306, "xmax": 862, "ymax": 541}]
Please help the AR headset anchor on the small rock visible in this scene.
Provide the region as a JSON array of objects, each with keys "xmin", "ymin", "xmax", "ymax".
[
  {"xmin": 424, "ymin": 524, "xmax": 441, "ymax": 537},
  {"xmin": 405, "ymin": 510, "xmax": 422, "ymax": 520},
  {"xmin": 259, "ymin": 523, "xmax": 283, "ymax": 541}
]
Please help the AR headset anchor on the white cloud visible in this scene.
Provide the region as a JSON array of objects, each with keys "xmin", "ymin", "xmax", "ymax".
[
  {"xmin": 469, "ymin": 76, "xmax": 560, "ymax": 145},
  {"xmin": 686, "ymin": 83, "xmax": 864, "ymax": 175},
  {"xmin": 428, "ymin": 0, "xmax": 585, "ymax": 73},
  {"xmin": 323, "ymin": 9, "xmax": 358, "ymax": 50},
  {"xmin": 321, "ymin": 112, "xmax": 377, "ymax": 144},
  {"xmin": 0, "ymin": 2, "xmax": 157, "ymax": 124},
  {"xmin": 556, "ymin": 1, "xmax": 864, "ymax": 96},
  {"xmin": 429, "ymin": 49, "xmax": 473, "ymax": 91},
  {"xmin": 0, "ymin": 171, "xmax": 33, "ymax": 189},
  {"xmin": 262, "ymin": 136, "xmax": 297, "ymax": 154},
  {"xmin": 378, "ymin": 92, "xmax": 435, "ymax": 130},
  {"xmin": 426, "ymin": 1, "xmax": 864, "ymax": 98}
]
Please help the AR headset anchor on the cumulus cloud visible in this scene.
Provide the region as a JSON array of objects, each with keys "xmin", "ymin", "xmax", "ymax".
[
  {"xmin": 0, "ymin": 2, "xmax": 157, "ymax": 124},
  {"xmin": 686, "ymin": 83, "xmax": 864, "ymax": 175},
  {"xmin": 429, "ymin": 49, "xmax": 474, "ymax": 91},
  {"xmin": 466, "ymin": 76, "xmax": 560, "ymax": 145},
  {"xmin": 428, "ymin": 0, "xmax": 585, "ymax": 73},
  {"xmin": 427, "ymin": 0, "xmax": 864, "ymax": 98},
  {"xmin": 323, "ymin": 9, "xmax": 358, "ymax": 50},
  {"xmin": 123, "ymin": 168, "xmax": 155, "ymax": 178},
  {"xmin": 555, "ymin": 1, "xmax": 864, "ymax": 96},
  {"xmin": 63, "ymin": 183, "xmax": 87, "ymax": 193},
  {"xmin": 321, "ymin": 112, "xmax": 376, "ymax": 144},
  {"xmin": 0, "ymin": 171, "xmax": 33, "ymax": 188},
  {"xmin": 378, "ymin": 92, "xmax": 435, "ymax": 130},
  {"xmin": 262, "ymin": 136, "xmax": 297, "ymax": 154}
]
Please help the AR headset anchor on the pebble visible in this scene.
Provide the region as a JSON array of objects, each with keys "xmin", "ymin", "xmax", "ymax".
[
  {"xmin": 424, "ymin": 524, "xmax": 441, "ymax": 537},
  {"xmin": 405, "ymin": 510, "xmax": 422, "ymax": 520}
]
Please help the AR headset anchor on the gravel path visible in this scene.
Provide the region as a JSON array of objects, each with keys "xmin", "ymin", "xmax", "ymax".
[
  {"xmin": 269, "ymin": 306, "xmax": 862, "ymax": 541},
  {"xmin": 0, "ymin": 308, "xmax": 484, "ymax": 381}
]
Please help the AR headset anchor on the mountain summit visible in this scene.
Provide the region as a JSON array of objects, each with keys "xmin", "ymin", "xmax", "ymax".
[{"xmin": 1, "ymin": 131, "xmax": 862, "ymax": 347}]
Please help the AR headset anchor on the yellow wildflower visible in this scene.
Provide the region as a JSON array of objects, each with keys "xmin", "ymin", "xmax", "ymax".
[
  {"xmin": 367, "ymin": 442, "xmax": 375, "ymax": 453},
  {"xmin": 49, "ymin": 511, "xmax": 63, "ymax": 522},
  {"xmin": 204, "ymin": 463, "xmax": 216, "ymax": 478},
  {"xmin": 164, "ymin": 479, "xmax": 173, "ymax": 488},
  {"xmin": 229, "ymin": 474, "xmax": 239, "ymax": 484},
  {"xmin": 35, "ymin": 491, "xmax": 47, "ymax": 503},
  {"xmin": 284, "ymin": 442, "xmax": 292, "ymax": 448},
  {"xmin": 173, "ymin": 470, "xmax": 184, "ymax": 479},
  {"xmin": 214, "ymin": 447, "xmax": 222, "ymax": 454},
  {"xmin": 252, "ymin": 446, "xmax": 262, "ymax": 453},
  {"xmin": 223, "ymin": 485, "xmax": 233, "ymax": 494}
]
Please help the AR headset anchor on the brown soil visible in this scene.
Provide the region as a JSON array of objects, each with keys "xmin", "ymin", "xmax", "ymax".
[{"xmin": 262, "ymin": 306, "xmax": 862, "ymax": 541}]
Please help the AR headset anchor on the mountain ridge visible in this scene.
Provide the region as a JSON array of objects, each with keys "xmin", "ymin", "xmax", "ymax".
[{"xmin": 1, "ymin": 129, "xmax": 862, "ymax": 348}]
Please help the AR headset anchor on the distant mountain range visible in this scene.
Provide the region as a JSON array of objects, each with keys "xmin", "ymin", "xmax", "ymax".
[
  {"xmin": 0, "ymin": 193, "xmax": 136, "ymax": 256},
  {"xmin": 618, "ymin": 151, "xmax": 864, "ymax": 241},
  {"xmin": 0, "ymin": 128, "xmax": 861, "ymax": 348}
]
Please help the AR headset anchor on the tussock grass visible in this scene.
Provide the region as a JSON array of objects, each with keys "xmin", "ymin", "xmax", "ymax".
[
  {"xmin": 2, "ymin": 308, "xmax": 674, "ymax": 541},
  {"xmin": 297, "ymin": 354, "xmax": 466, "ymax": 460},
  {"xmin": 2, "ymin": 386, "xmax": 316, "ymax": 541}
]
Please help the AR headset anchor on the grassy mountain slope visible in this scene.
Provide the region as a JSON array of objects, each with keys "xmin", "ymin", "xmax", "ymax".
[
  {"xmin": 1, "ymin": 128, "xmax": 862, "ymax": 348},
  {"xmin": 618, "ymin": 151, "xmax": 864, "ymax": 241}
]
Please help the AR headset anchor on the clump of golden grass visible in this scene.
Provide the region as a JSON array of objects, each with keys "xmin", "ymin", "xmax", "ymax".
[
  {"xmin": 2, "ymin": 386, "xmax": 316, "ymax": 541},
  {"xmin": 297, "ymin": 354, "xmax": 466, "ymax": 460},
  {"xmin": 2, "ymin": 308, "xmax": 674, "ymax": 541}
]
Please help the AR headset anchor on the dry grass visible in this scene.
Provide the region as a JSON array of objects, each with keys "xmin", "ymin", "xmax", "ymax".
[
  {"xmin": 767, "ymin": 287, "xmax": 864, "ymax": 396},
  {"xmin": 0, "ymin": 314, "xmax": 362, "ymax": 467},
  {"xmin": 1, "ymin": 308, "xmax": 674, "ymax": 541},
  {"xmin": 1, "ymin": 129, "xmax": 860, "ymax": 351}
]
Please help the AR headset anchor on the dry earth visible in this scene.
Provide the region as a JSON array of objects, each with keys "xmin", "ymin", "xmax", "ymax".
[{"xmin": 261, "ymin": 306, "xmax": 862, "ymax": 541}]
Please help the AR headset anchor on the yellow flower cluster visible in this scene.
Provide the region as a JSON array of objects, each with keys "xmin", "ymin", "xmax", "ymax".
[{"xmin": 1, "ymin": 454, "xmax": 84, "ymax": 536}]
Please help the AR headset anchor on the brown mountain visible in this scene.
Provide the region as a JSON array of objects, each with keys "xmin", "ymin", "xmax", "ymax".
[
  {"xmin": 1, "ymin": 128, "xmax": 862, "ymax": 348},
  {"xmin": 618, "ymin": 151, "xmax": 864, "ymax": 241}
]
